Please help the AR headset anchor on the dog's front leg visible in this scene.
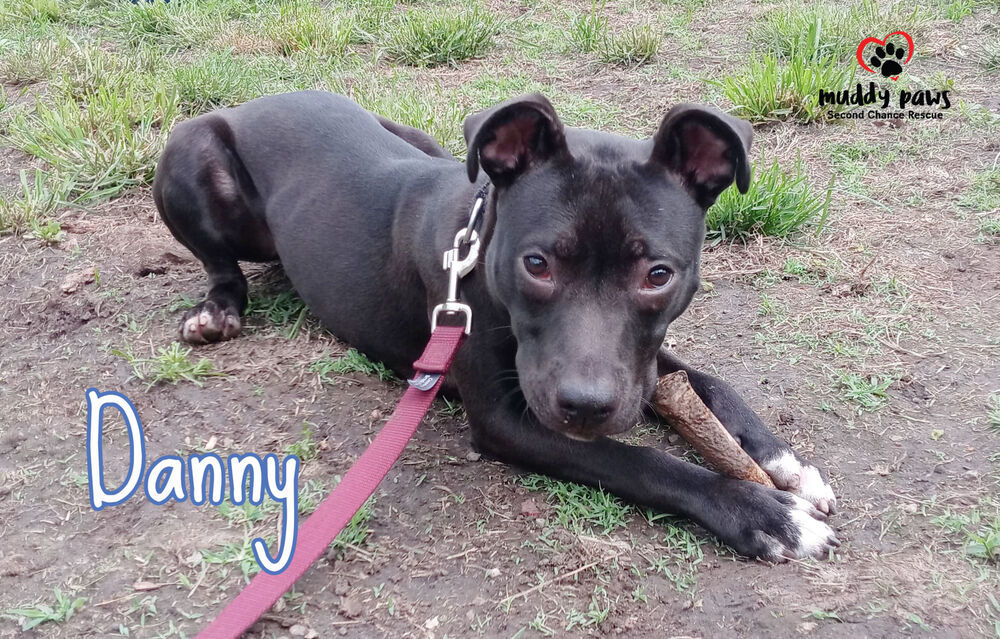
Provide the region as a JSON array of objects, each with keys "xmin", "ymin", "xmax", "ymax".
[
  {"xmin": 657, "ymin": 347, "xmax": 837, "ymax": 514},
  {"xmin": 463, "ymin": 391, "xmax": 838, "ymax": 561}
]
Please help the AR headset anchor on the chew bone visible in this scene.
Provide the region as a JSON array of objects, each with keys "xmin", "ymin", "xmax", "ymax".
[{"xmin": 652, "ymin": 370, "xmax": 775, "ymax": 488}]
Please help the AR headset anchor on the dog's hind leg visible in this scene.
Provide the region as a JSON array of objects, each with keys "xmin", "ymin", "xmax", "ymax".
[{"xmin": 153, "ymin": 116, "xmax": 276, "ymax": 344}]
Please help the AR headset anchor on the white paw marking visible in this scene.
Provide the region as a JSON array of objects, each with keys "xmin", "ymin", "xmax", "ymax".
[
  {"xmin": 762, "ymin": 450, "xmax": 837, "ymax": 513},
  {"xmin": 788, "ymin": 496, "xmax": 836, "ymax": 558}
]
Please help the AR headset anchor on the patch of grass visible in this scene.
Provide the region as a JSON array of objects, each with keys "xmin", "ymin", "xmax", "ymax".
[
  {"xmin": 351, "ymin": 79, "xmax": 465, "ymax": 156},
  {"xmin": 330, "ymin": 486, "xmax": 375, "ymax": 559},
  {"xmin": 105, "ymin": 0, "xmax": 223, "ymax": 49},
  {"xmin": 310, "ymin": 348, "xmax": 395, "ymax": 383},
  {"xmin": 167, "ymin": 52, "xmax": 270, "ymax": 115},
  {"xmin": 599, "ymin": 25, "xmax": 660, "ymax": 65},
  {"xmin": 932, "ymin": 500, "xmax": 1000, "ymax": 564},
  {"xmin": 751, "ymin": 0, "xmax": 928, "ymax": 61},
  {"xmin": 988, "ymin": 395, "xmax": 1000, "ymax": 432},
  {"xmin": 936, "ymin": 0, "xmax": 976, "ymax": 21},
  {"xmin": 245, "ymin": 290, "xmax": 309, "ymax": 337},
  {"xmin": 716, "ymin": 54, "xmax": 856, "ymax": 123},
  {"xmin": 3, "ymin": 588, "xmax": 85, "ymax": 631},
  {"xmin": 258, "ymin": 1, "xmax": 353, "ymax": 57},
  {"xmin": 383, "ymin": 7, "xmax": 502, "ymax": 67},
  {"xmin": 706, "ymin": 157, "xmax": 833, "ymax": 244},
  {"xmin": 1, "ymin": 0, "xmax": 61, "ymax": 24},
  {"xmin": 825, "ymin": 139, "xmax": 891, "ymax": 195},
  {"xmin": 521, "ymin": 474, "xmax": 632, "ymax": 534},
  {"xmin": 564, "ymin": 586, "xmax": 612, "ymax": 631},
  {"xmin": 112, "ymin": 342, "xmax": 222, "ymax": 388},
  {"xmin": 959, "ymin": 168, "xmax": 1000, "ymax": 212},
  {"xmin": 835, "ymin": 370, "xmax": 896, "ymax": 413},
  {"xmin": 567, "ymin": 2, "xmax": 609, "ymax": 53},
  {"xmin": 980, "ymin": 215, "xmax": 1000, "ymax": 241},
  {"xmin": 7, "ymin": 81, "xmax": 179, "ymax": 202},
  {"xmin": 0, "ymin": 170, "xmax": 70, "ymax": 236},
  {"xmin": 285, "ymin": 422, "xmax": 320, "ymax": 462},
  {"xmin": 982, "ymin": 41, "xmax": 1000, "ymax": 74}
]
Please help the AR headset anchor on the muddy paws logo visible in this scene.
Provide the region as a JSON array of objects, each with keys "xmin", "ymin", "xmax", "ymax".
[
  {"xmin": 857, "ymin": 31, "xmax": 914, "ymax": 81},
  {"xmin": 819, "ymin": 30, "xmax": 951, "ymax": 122}
]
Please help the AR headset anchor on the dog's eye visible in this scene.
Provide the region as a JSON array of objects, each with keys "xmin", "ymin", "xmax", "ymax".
[
  {"xmin": 644, "ymin": 265, "xmax": 672, "ymax": 289},
  {"xmin": 523, "ymin": 255, "xmax": 551, "ymax": 279}
]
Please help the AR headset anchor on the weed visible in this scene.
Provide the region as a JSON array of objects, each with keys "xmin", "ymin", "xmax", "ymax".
[
  {"xmin": 959, "ymin": 168, "xmax": 1000, "ymax": 212},
  {"xmin": 259, "ymin": 1, "xmax": 353, "ymax": 57},
  {"xmin": 716, "ymin": 54, "xmax": 856, "ymax": 123},
  {"xmin": 706, "ymin": 157, "xmax": 833, "ymax": 243},
  {"xmin": 0, "ymin": 169, "xmax": 70, "ymax": 236},
  {"xmin": 2, "ymin": 0, "xmax": 61, "ymax": 24},
  {"xmin": 987, "ymin": 395, "xmax": 1000, "ymax": 431},
  {"xmin": 330, "ymin": 485, "xmax": 375, "ymax": 558},
  {"xmin": 4, "ymin": 588, "xmax": 85, "ymax": 631},
  {"xmin": 8, "ymin": 82, "xmax": 179, "ymax": 201},
  {"xmin": 568, "ymin": 2, "xmax": 608, "ymax": 53},
  {"xmin": 932, "ymin": 500, "xmax": 1000, "ymax": 564},
  {"xmin": 835, "ymin": 370, "xmax": 896, "ymax": 412},
  {"xmin": 310, "ymin": 348, "xmax": 395, "ymax": 383},
  {"xmin": 384, "ymin": 7, "xmax": 502, "ymax": 67},
  {"xmin": 28, "ymin": 217, "xmax": 63, "ymax": 243},
  {"xmin": 937, "ymin": 0, "xmax": 976, "ymax": 21},
  {"xmin": 564, "ymin": 586, "xmax": 612, "ymax": 630},
  {"xmin": 521, "ymin": 474, "xmax": 632, "ymax": 534},
  {"xmin": 245, "ymin": 290, "xmax": 309, "ymax": 337},
  {"xmin": 351, "ymin": 78, "xmax": 465, "ymax": 156},
  {"xmin": 285, "ymin": 422, "xmax": 320, "ymax": 462},
  {"xmin": 751, "ymin": 1, "xmax": 928, "ymax": 60},
  {"xmin": 599, "ymin": 25, "xmax": 660, "ymax": 65},
  {"xmin": 112, "ymin": 342, "xmax": 222, "ymax": 388}
]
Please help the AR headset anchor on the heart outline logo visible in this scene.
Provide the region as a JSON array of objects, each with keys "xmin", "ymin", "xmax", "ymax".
[{"xmin": 856, "ymin": 31, "xmax": 914, "ymax": 81}]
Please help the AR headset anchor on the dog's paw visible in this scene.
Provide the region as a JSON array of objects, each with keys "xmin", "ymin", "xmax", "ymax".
[
  {"xmin": 180, "ymin": 300, "xmax": 241, "ymax": 344},
  {"xmin": 762, "ymin": 450, "xmax": 837, "ymax": 515},
  {"xmin": 751, "ymin": 494, "xmax": 841, "ymax": 562},
  {"xmin": 716, "ymin": 481, "xmax": 840, "ymax": 562}
]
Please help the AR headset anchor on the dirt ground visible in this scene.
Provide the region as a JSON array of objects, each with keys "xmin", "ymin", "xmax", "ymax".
[{"xmin": 2, "ymin": 0, "xmax": 1000, "ymax": 637}]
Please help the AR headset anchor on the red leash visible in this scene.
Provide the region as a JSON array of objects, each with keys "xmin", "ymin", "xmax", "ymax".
[
  {"xmin": 197, "ymin": 184, "xmax": 488, "ymax": 637},
  {"xmin": 197, "ymin": 325, "xmax": 466, "ymax": 637}
]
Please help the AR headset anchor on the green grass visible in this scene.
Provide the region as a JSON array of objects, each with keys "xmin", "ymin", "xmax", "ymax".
[
  {"xmin": 825, "ymin": 139, "xmax": 891, "ymax": 195},
  {"xmin": 383, "ymin": 7, "xmax": 502, "ymax": 67},
  {"xmin": 706, "ymin": 157, "xmax": 833, "ymax": 244},
  {"xmin": 835, "ymin": 370, "xmax": 896, "ymax": 413},
  {"xmin": 0, "ymin": 170, "xmax": 71, "ymax": 236},
  {"xmin": 716, "ymin": 54, "xmax": 856, "ymax": 123},
  {"xmin": 567, "ymin": 2, "xmax": 609, "ymax": 53},
  {"xmin": 245, "ymin": 290, "xmax": 310, "ymax": 337},
  {"xmin": 351, "ymin": 78, "xmax": 465, "ymax": 156},
  {"xmin": 112, "ymin": 342, "xmax": 222, "ymax": 388},
  {"xmin": 521, "ymin": 474, "xmax": 632, "ymax": 535},
  {"xmin": 258, "ymin": 1, "xmax": 353, "ymax": 57},
  {"xmin": 7, "ymin": 81, "xmax": 179, "ymax": 201},
  {"xmin": 750, "ymin": 0, "xmax": 928, "ymax": 61},
  {"xmin": 567, "ymin": 4, "xmax": 659, "ymax": 65},
  {"xmin": 599, "ymin": 25, "xmax": 660, "ymax": 65},
  {"xmin": 3, "ymin": 588, "xmax": 85, "ymax": 631},
  {"xmin": 959, "ymin": 168, "xmax": 1000, "ymax": 213},
  {"xmin": 988, "ymin": 395, "xmax": 1000, "ymax": 432},
  {"xmin": 932, "ymin": 500, "xmax": 1000, "ymax": 565},
  {"xmin": 310, "ymin": 348, "xmax": 395, "ymax": 383}
]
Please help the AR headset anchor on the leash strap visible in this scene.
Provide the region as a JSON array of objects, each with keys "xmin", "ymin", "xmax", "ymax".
[{"xmin": 196, "ymin": 325, "xmax": 467, "ymax": 638}]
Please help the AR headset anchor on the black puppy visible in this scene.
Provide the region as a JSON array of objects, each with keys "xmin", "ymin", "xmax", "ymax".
[{"xmin": 153, "ymin": 91, "xmax": 838, "ymax": 560}]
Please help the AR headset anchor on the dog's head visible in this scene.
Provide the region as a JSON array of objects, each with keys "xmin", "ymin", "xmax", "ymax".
[{"xmin": 464, "ymin": 93, "xmax": 752, "ymax": 440}]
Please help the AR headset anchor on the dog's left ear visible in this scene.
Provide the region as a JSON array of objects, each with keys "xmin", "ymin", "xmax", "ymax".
[
  {"xmin": 464, "ymin": 92, "xmax": 569, "ymax": 186},
  {"xmin": 649, "ymin": 104, "xmax": 753, "ymax": 209}
]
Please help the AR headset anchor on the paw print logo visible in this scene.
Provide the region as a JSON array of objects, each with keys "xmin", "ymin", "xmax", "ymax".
[{"xmin": 856, "ymin": 30, "xmax": 914, "ymax": 81}]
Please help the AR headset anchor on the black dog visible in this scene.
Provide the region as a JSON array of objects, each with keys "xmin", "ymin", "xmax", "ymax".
[{"xmin": 153, "ymin": 91, "xmax": 838, "ymax": 560}]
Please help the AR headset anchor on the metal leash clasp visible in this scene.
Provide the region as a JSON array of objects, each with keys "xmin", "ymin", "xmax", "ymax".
[{"xmin": 430, "ymin": 191, "xmax": 486, "ymax": 335}]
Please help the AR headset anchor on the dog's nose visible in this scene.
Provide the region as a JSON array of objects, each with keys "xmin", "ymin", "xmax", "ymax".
[{"xmin": 556, "ymin": 381, "xmax": 618, "ymax": 424}]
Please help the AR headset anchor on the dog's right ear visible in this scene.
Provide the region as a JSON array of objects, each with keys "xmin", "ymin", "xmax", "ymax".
[{"xmin": 464, "ymin": 93, "xmax": 569, "ymax": 186}]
